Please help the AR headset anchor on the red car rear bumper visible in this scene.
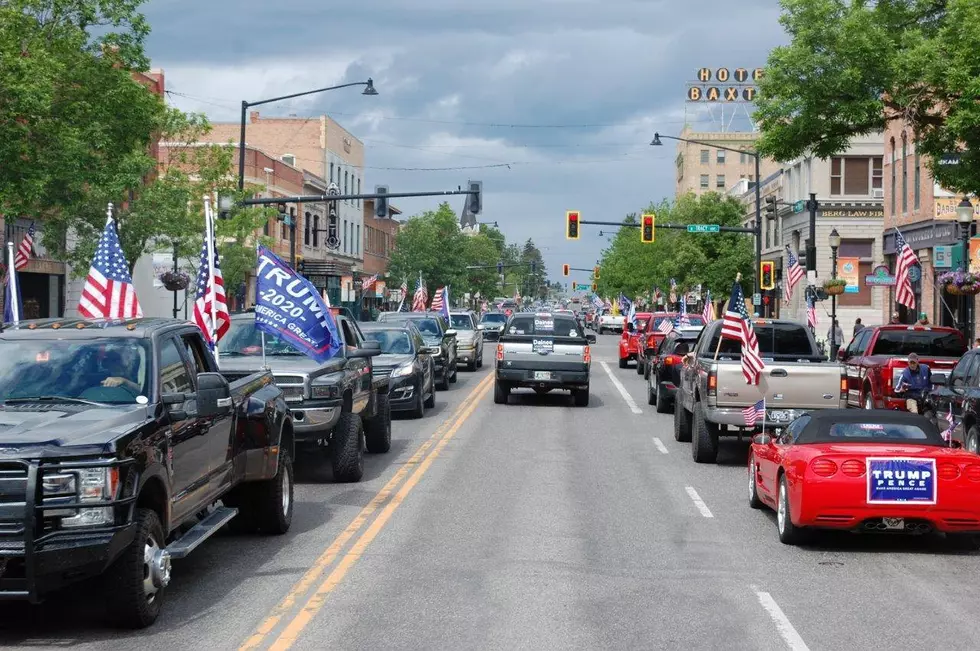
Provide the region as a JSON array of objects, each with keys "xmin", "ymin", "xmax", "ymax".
[{"xmin": 798, "ymin": 499, "xmax": 980, "ymax": 533}]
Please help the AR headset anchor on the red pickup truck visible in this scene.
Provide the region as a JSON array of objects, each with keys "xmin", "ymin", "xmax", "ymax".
[
  {"xmin": 839, "ymin": 324, "xmax": 967, "ymax": 410},
  {"xmin": 618, "ymin": 312, "xmax": 652, "ymax": 370}
]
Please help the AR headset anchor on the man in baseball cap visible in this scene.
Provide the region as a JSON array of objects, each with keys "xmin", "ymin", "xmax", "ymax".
[{"xmin": 895, "ymin": 352, "xmax": 932, "ymax": 413}]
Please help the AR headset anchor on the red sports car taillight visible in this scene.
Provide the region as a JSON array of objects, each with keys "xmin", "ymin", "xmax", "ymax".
[
  {"xmin": 964, "ymin": 464, "xmax": 980, "ymax": 482},
  {"xmin": 840, "ymin": 459, "xmax": 865, "ymax": 477},
  {"xmin": 938, "ymin": 462, "xmax": 960, "ymax": 480},
  {"xmin": 810, "ymin": 458, "xmax": 838, "ymax": 477}
]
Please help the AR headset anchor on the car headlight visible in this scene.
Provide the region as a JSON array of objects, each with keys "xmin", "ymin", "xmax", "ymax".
[
  {"xmin": 391, "ymin": 363, "xmax": 414, "ymax": 378},
  {"xmin": 43, "ymin": 464, "xmax": 120, "ymax": 528},
  {"xmin": 310, "ymin": 377, "xmax": 342, "ymax": 399}
]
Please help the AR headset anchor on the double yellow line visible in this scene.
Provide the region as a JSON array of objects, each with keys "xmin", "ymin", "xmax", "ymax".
[{"xmin": 241, "ymin": 372, "xmax": 494, "ymax": 651}]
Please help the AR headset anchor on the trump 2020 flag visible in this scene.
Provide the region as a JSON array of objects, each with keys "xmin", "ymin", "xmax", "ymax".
[{"xmin": 255, "ymin": 246, "xmax": 342, "ymax": 363}]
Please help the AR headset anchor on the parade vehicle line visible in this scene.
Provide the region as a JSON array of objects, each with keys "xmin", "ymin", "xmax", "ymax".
[{"xmin": 240, "ymin": 372, "xmax": 494, "ymax": 651}]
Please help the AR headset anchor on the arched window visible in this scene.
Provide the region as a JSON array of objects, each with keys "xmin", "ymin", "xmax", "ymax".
[
  {"xmin": 304, "ymin": 211, "xmax": 311, "ymax": 246},
  {"xmin": 313, "ymin": 214, "xmax": 320, "ymax": 247}
]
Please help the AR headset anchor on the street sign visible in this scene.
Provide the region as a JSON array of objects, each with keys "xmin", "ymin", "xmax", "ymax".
[
  {"xmin": 687, "ymin": 224, "xmax": 720, "ymax": 233},
  {"xmin": 793, "ymin": 200, "xmax": 805, "ymax": 213},
  {"xmin": 573, "ymin": 282, "xmax": 591, "ymax": 291},
  {"xmin": 752, "ymin": 293, "xmax": 762, "ymax": 306}
]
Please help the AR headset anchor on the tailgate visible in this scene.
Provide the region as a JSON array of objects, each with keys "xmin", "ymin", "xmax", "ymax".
[
  {"xmin": 715, "ymin": 362, "xmax": 844, "ymax": 410},
  {"xmin": 502, "ymin": 338, "xmax": 587, "ymax": 364}
]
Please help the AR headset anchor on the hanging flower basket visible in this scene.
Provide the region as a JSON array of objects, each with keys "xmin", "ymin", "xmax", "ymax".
[
  {"xmin": 822, "ymin": 278, "xmax": 847, "ymax": 296},
  {"xmin": 939, "ymin": 270, "xmax": 980, "ymax": 296},
  {"xmin": 160, "ymin": 270, "xmax": 190, "ymax": 291}
]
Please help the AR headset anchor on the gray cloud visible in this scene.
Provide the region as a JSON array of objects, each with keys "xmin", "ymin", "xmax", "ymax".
[{"xmin": 143, "ymin": 0, "xmax": 787, "ymax": 282}]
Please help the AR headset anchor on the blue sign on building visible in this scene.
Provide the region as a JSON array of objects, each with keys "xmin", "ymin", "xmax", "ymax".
[{"xmin": 867, "ymin": 458, "xmax": 936, "ymax": 504}]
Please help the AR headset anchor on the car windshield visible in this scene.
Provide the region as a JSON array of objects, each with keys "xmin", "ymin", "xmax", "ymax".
[
  {"xmin": 507, "ymin": 315, "xmax": 581, "ymax": 337},
  {"xmin": 827, "ymin": 422, "xmax": 930, "ymax": 441},
  {"xmin": 363, "ymin": 330, "xmax": 415, "ymax": 355},
  {"xmin": 481, "ymin": 314, "xmax": 507, "ymax": 324},
  {"xmin": 874, "ymin": 329, "xmax": 966, "ymax": 357},
  {"xmin": 707, "ymin": 323, "xmax": 815, "ymax": 357},
  {"xmin": 412, "ymin": 319, "xmax": 442, "ymax": 336},
  {"xmin": 450, "ymin": 315, "xmax": 473, "ymax": 329},
  {"xmin": 221, "ymin": 320, "xmax": 304, "ymax": 356},
  {"xmin": 0, "ymin": 338, "xmax": 150, "ymax": 405}
]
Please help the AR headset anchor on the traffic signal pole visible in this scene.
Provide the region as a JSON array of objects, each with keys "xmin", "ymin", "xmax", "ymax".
[{"xmin": 576, "ymin": 219, "xmax": 757, "ymax": 234}]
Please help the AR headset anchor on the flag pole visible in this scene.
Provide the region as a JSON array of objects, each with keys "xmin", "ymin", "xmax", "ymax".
[
  {"xmin": 204, "ymin": 196, "xmax": 220, "ymax": 364},
  {"xmin": 6, "ymin": 242, "xmax": 19, "ymax": 324}
]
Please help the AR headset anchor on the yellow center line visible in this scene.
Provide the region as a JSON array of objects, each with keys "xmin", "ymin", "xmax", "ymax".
[
  {"xmin": 268, "ymin": 377, "xmax": 494, "ymax": 650},
  {"xmin": 240, "ymin": 372, "xmax": 494, "ymax": 651}
]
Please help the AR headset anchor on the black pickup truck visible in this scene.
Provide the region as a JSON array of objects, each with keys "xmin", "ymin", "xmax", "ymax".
[
  {"xmin": 220, "ymin": 311, "xmax": 390, "ymax": 483},
  {"xmin": 0, "ymin": 318, "xmax": 293, "ymax": 628}
]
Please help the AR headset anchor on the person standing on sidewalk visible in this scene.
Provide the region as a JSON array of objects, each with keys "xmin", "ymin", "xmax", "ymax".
[
  {"xmin": 853, "ymin": 318, "xmax": 865, "ymax": 337},
  {"xmin": 828, "ymin": 319, "xmax": 844, "ymax": 361}
]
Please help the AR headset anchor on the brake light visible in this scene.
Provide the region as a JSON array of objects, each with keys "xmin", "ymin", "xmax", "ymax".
[
  {"xmin": 965, "ymin": 464, "xmax": 980, "ymax": 482},
  {"xmin": 496, "ymin": 344, "xmax": 504, "ymax": 361},
  {"xmin": 840, "ymin": 374, "xmax": 848, "ymax": 399},
  {"xmin": 583, "ymin": 345, "xmax": 591, "ymax": 363},
  {"xmin": 939, "ymin": 463, "xmax": 960, "ymax": 480},
  {"xmin": 707, "ymin": 370, "xmax": 717, "ymax": 397},
  {"xmin": 810, "ymin": 458, "xmax": 838, "ymax": 477},
  {"xmin": 664, "ymin": 355, "xmax": 681, "ymax": 366},
  {"xmin": 840, "ymin": 459, "xmax": 865, "ymax": 477}
]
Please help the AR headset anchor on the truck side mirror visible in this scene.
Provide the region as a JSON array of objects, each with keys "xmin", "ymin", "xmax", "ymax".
[
  {"xmin": 196, "ymin": 372, "xmax": 231, "ymax": 417},
  {"xmin": 586, "ymin": 334, "xmax": 597, "ymax": 343}
]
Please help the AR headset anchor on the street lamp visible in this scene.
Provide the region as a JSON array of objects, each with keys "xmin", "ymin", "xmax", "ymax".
[
  {"xmin": 237, "ymin": 78, "xmax": 378, "ymax": 191},
  {"xmin": 829, "ymin": 228, "xmax": 841, "ymax": 361},
  {"xmin": 652, "ymin": 132, "xmax": 763, "ymax": 299},
  {"xmin": 956, "ymin": 197, "xmax": 974, "ymax": 340}
]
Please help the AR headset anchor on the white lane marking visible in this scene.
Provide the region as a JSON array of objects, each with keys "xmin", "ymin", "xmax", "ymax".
[
  {"xmin": 599, "ymin": 361, "xmax": 643, "ymax": 414},
  {"xmin": 751, "ymin": 587, "xmax": 810, "ymax": 651},
  {"xmin": 684, "ymin": 486, "xmax": 714, "ymax": 518},
  {"xmin": 652, "ymin": 437, "xmax": 669, "ymax": 454}
]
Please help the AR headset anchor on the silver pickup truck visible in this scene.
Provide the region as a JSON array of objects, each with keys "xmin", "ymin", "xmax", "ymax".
[
  {"xmin": 494, "ymin": 312, "xmax": 597, "ymax": 406},
  {"xmin": 675, "ymin": 318, "xmax": 846, "ymax": 463}
]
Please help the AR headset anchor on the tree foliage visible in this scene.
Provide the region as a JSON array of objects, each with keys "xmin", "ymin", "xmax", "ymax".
[
  {"xmin": 596, "ymin": 193, "xmax": 754, "ymax": 299},
  {"xmin": 0, "ymin": 0, "xmax": 167, "ymax": 219},
  {"xmin": 755, "ymin": 0, "xmax": 980, "ymax": 194}
]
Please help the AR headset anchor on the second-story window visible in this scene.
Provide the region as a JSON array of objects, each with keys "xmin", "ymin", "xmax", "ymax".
[
  {"xmin": 700, "ymin": 149, "xmax": 709, "ymax": 164},
  {"xmin": 716, "ymin": 174, "xmax": 725, "ymax": 189},
  {"xmin": 304, "ymin": 212, "xmax": 311, "ymax": 246},
  {"xmin": 313, "ymin": 215, "xmax": 320, "ymax": 247},
  {"xmin": 717, "ymin": 150, "xmax": 726, "ymax": 164},
  {"xmin": 830, "ymin": 156, "xmax": 879, "ymax": 196},
  {"xmin": 343, "ymin": 220, "xmax": 348, "ymax": 253},
  {"xmin": 700, "ymin": 174, "xmax": 709, "ymax": 189}
]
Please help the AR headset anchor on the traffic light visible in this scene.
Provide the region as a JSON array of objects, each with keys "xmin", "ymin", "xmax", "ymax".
[
  {"xmin": 593, "ymin": 265, "xmax": 600, "ymax": 280},
  {"xmin": 375, "ymin": 185, "xmax": 389, "ymax": 218},
  {"xmin": 591, "ymin": 282, "xmax": 598, "ymax": 292},
  {"xmin": 562, "ymin": 264, "xmax": 569, "ymax": 276},
  {"xmin": 764, "ymin": 195, "xmax": 777, "ymax": 220},
  {"xmin": 641, "ymin": 213, "xmax": 655, "ymax": 243},
  {"xmin": 760, "ymin": 260, "xmax": 775, "ymax": 290},
  {"xmin": 467, "ymin": 180, "xmax": 482, "ymax": 215},
  {"xmin": 566, "ymin": 211, "xmax": 580, "ymax": 240}
]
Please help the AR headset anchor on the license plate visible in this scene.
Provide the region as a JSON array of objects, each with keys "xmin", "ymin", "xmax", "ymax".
[
  {"xmin": 766, "ymin": 410, "xmax": 793, "ymax": 423},
  {"xmin": 534, "ymin": 371, "xmax": 552, "ymax": 380},
  {"xmin": 883, "ymin": 517, "xmax": 905, "ymax": 530}
]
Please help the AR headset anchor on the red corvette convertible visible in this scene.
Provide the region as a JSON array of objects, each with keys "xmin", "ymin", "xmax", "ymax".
[
  {"xmin": 617, "ymin": 312, "xmax": 651, "ymax": 370},
  {"xmin": 748, "ymin": 409, "xmax": 980, "ymax": 547}
]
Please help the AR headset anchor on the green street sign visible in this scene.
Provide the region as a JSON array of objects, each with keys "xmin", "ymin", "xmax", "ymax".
[
  {"xmin": 687, "ymin": 224, "xmax": 721, "ymax": 233},
  {"xmin": 793, "ymin": 200, "xmax": 805, "ymax": 213},
  {"xmin": 573, "ymin": 282, "xmax": 591, "ymax": 291}
]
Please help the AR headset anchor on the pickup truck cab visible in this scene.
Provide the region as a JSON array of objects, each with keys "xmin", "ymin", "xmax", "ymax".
[
  {"xmin": 0, "ymin": 318, "xmax": 294, "ymax": 627},
  {"xmin": 598, "ymin": 310, "xmax": 625, "ymax": 335},
  {"xmin": 675, "ymin": 319, "xmax": 847, "ymax": 463},
  {"xmin": 219, "ymin": 311, "xmax": 390, "ymax": 483},
  {"xmin": 618, "ymin": 312, "xmax": 652, "ymax": 370},
  {"xmin": 839, "ymin": 324, "xmax": 967, "ymax": 410}
]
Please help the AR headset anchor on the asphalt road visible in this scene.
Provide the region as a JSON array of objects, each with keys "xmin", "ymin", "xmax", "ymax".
[{"xmin": 4, "ymin": 335, "xmax": 980, "ymax": 649}]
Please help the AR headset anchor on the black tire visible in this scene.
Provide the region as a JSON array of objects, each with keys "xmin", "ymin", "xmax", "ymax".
[
  {"xmin": 644, "ymin": 359, "xmax": 651, "ymax": 381},
  {"xmin": 573, "ymin": 387, "xmax": 590, "ymax": 407},
  {"xmin": 476, "ymin": 351, "xmax": 483, "ymax": 369},
  {"xmin": 410, "ymin": 381, "xmax": 425, "ymax": 419},
  {"xmin": 747, "ymin": 454, "xmax": 763, "ymax": 510},
  {"xmin": 449, "ymin": 363, "xmax": 458, "ymax": 383},
  {"xmin": 777, "ymin": 474, "xmax": 808, "ymax": 545},
  {"xmin": 636, "ymin": 360, "xmax": 644, "ymax": 375},
  {"xmin": 467, "ymin": 360, "xmax": 477, "ymax": 371},
  {"xmin": 966, "ymin": 426, "xmax": 980, "ymax": 455},
  {"xmin": 692, "ymin": 402, "xmax": 720, "ymax": 464},
  {"xmin": 494, "ymin": 380, "xmax": 509, "ymax": 405},
  {"xmin": 423, "ymin": 378, "xmax": 436, "ymax": 408},
  {"xmin": 619, "ymin": 357, "xmax": 628, "ymax": 369},
  {"xmin": 331, "ymin": 412, "xmax": 364, "ymax": 483},
  {"xmin": 104, "ymin": 508, "xmax": 168, "ymax": 629},
  {"xmin": 247, "ymin": 448, "xmax": 294, "ymax": 534},
  {"xmin": 655, "ymin": 382, "xmax": 671, "ymax": 414},
  {"xmin": 673, "ymin": 401, "xmax": 692, "ymax": 443},
  {"xmin": 437, "ymin": 368, "xmax": 450, "ymax": 391},
  {"xmin": 646, "ymin": 376, "xmax": 657, "ymax": 406},
  {"xmin": 365, "ymin": 394, "xmax": 392, "ymax": 453}
]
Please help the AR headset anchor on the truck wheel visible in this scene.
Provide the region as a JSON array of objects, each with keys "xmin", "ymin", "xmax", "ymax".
[
  {"xmin": 248, "ymin": 448, "xmax": 294, "ymax": 534},
  {"xmin": 966, "ymin": 427, "xmax": 980, "ymax": 455},
  {"xmin": 104, "ymin": 508, "xmax": 169, "ymax": 629},
  {"xmin": 655, "ymin": 383, "xmax": 671, "ymax": 414},
  {"xmin": 365, "ymin": 394, "xmax": 392, "ymax": 453},
  {"xmin": 647, "ymin": 376, "xmax": 657, "ymax": 406},
  {"xmin": 410, "ymin": 383, "xmax": 425, "ymax": 419},
  {"xmin": 692, "ymin": 402, "xmax": 719, "ymax": 463},
  {"xmin": 777, "ymin": 474, "xmax": 808, "ymax": 545},
  {"xmin": 863, "ymin": 391, "xmax": 874, "ymax": 410},
  {"xmin": 450, "ymin": 363, "xmax": 458, "ymax": 383},
  {"xmin": 673, "ymin": 401, "xmax": 692, "ymax": 443},
  {"xmin": 494, "ymin": 380, "xmax": 509, "ymax": 405},
  {"xmin": 747, "ymin": 454, "xmax": 763, "ymax": 509},
  {"xmin": 423, "ymin": 379, "xmax": 436, "ymax": 408},
  {"xmin": 618, "ymin": 357, "xmax": 628, "ymax": 369},
  {"xmin": 573, "ymin": 387, "xmax": 590, "ymax": 407},
  {"xmin": 331, "ymin": 413, "xmax": 364, "ymax": 483},
  {"xmin": 477, "ymin": 350, "xmax": 483, "ymax": 368},
  {"xmin": 636, "ymin": 359, "xmax": 644, "ymax": 375},
  {"xmin": 437, "ymin": 369, "xmax": 450, "ymax": 391}
]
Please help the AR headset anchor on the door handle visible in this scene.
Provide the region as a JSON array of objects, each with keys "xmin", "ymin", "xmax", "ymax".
[
  {"xmin": 217, "ymin": 397, "xmax": 232, "ymax": 408},
  {"xmin": 770, "ymin": 369, "xmax": 788, "ymax": 377}
]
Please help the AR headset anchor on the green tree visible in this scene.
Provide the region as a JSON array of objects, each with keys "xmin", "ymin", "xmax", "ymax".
[
  {"xmin": 0, "ymin": 0, "xmax": 167, "ymax": 220},
  {"xmin": 460, "ymin": 233, "xmax": 503, "ymax": 301},
  {"xmin": 754, "ymin": 0, "xmax": 980, "ymax": 194}
]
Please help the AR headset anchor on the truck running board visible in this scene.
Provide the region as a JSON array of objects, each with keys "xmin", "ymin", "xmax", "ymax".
[{"xmin": 166, "ymin": 506, "xmax": 239, "ymax": 559}]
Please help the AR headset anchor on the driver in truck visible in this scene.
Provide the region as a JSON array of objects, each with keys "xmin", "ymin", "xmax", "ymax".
[{"xmin": 97, "ymin": 349, "xmax": 141, "ymax": 393}]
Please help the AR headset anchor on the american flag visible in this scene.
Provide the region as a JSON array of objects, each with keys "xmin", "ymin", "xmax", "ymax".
[
  {"xmin": 78, "ymin": 216, "xmax": 142, "ymax": 319},
  {"xmin": 192, "ymin": 206, "xmax": 230, "ymax": 350},
  {"xmin": 657, "ymin": 317, "xmax": 674, "ymax": 335},
  {"xmin": 362, "ymin": 274, "xmax": 379, "ymax": 293},
  {"xmin": 678, "ymin": 294, "xmax": 691, "ymax": 326},
  {"xmin": 743, "ymin": 398, "xmax": 766, "ymax": 428},
  {"xmin": 702, "ymin": 291, "xmax": 714, "ymax": 323},
  {"xmin": 412, "ymin": 277, "xmax": 428, "ymax": 312},
  {"xmin": 721, "ymin": 280, "xmax": 764, "ymax": 385},
  {"xmin": 893, "ymin": 230, "xmax": 919, "ymax": 309},
  {"xmin": 806, "ymin": 291, "xmax": 818, "ymax": 329},
  {"xmin": 13, "ymin": 221, "xmax": 35, "ymax": 271},
  {"xmin": 430, "ymin": 286, "xmax": 445, "ymax": 311},
  {"xmin": 784, "ymin": 247, "xmax": 804, "ymax": 302},
  {"xmin": 941, "ymin": 405, "xmax": 955, "ymax": 443}
]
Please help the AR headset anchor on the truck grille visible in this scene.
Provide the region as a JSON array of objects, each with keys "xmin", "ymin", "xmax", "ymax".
[
  {"xmin": 0, "ymin": 463, "xmax": 28, "ymax": 539},
  {"xmin": 274, "ymin": 375, "xmax": 307, "ymax": 402}
]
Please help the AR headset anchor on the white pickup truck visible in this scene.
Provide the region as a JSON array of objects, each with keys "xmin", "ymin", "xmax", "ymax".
[{"xmin": 598, "ymin": 310, "xmax": 625, "ymax": 334}]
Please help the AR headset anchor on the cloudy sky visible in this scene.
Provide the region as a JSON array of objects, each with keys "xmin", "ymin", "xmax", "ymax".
[{"xmin": 143, "ymin": 0, "xmax": 787, "ymax": 286}]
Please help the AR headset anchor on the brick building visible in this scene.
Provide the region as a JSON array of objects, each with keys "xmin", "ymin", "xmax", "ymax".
[
  {"xmin": 881, "ymin": 118, "xmax": 979, "ymax": 328},
  {"xmin": 674, "ymin": 126, "xmax": 780, "ymax": 198}
]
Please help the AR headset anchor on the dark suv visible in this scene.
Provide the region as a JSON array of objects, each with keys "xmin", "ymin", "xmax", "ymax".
[
  {"xmin": 377, "ymin": 312, "xmax": 458, "ymax": 389},
  {"xmin": 647, "ymin": 326, "xmax": 703, "ymax": 414}
]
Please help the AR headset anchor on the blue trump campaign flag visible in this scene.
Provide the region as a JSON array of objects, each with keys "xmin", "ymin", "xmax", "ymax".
[{"xmin": 254, "ymin": 246, "xmax": 342, "ymax": 363}]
